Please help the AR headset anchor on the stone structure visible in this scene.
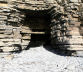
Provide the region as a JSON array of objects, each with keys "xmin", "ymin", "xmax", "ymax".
[{"xmin": 0, "ymin": 0, "xmax": 83, "ymax": 56}]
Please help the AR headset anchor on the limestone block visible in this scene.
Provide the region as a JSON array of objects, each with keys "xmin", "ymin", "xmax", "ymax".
[
  {"xmin": 0, "ymin": 16, "xmax": 7, "ymax": 20},
  {"xmin": 45, "ymin": 0, "xmax": 54, "ymax": 3},
  {"xmin": 25, "ymin": 0, "xmax": 29, "ymax": 2},
  {"xmin": 57, "ymin": 0, "xmax": 62, "ymax": 3},
  {"xmin": 69, "ymin": 0, "xmax": 81, "ymax": 2},
  {"xmin": 72, "ymin": 14, "xmax": 79, "ymax": 18},
  {"xmin": 2, "ymin": 47, "xmax": 18, "ymax": 52}
]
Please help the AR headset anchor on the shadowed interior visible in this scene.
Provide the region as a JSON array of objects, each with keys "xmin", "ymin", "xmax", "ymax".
[{"xmin": 24, "ymin": 10, "xmax": 51, "ymax": 47}]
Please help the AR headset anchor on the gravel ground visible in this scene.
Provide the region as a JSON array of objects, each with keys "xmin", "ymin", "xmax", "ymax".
[{"xmin": 0, "ymin": 45, "xmax": 83, "ymax": 72}]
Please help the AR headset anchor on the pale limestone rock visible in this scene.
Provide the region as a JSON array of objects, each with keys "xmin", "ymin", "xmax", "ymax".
[
  {"xmin": 69, "ymin": 0, "xmax": 80, "ymax": 2},
  {"xmin": 45, "ymin": 0, "xmax": 55, "ymax": 3}
]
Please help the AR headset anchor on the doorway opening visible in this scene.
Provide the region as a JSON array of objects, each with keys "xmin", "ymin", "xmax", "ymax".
[{"xmin": 24, "ymin": 10, "xmax": 51, "ymax": 47}]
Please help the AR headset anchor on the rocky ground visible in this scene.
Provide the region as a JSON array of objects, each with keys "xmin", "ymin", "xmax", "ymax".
[{"xmin": 0, "ymin": 45, "xmax": 83, "ymax": 72}]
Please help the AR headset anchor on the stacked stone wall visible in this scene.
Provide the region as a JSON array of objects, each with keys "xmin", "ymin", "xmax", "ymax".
[
  {"xmin": 49, "ymin": 0, "xmax": 83, "ymax": 55},
  {"xmin": 0, "ymin": 0, "xmax": 82, "ymax": 56}
]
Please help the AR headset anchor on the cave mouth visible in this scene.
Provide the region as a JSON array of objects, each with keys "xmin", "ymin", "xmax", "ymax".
[{"xmin": 24, "ymin": 10, "xmax": 51, "ymax": 47}]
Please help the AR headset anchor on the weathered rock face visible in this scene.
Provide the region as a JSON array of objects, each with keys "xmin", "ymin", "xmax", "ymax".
[{"xmin": 0, "ymin": 0, "xmax": 83, "ymax": 56}]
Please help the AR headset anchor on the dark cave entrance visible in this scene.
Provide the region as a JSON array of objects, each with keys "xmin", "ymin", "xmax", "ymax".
[{"xmin": 24, "ymin": 10, "xmax": 51, "ymax": 47}]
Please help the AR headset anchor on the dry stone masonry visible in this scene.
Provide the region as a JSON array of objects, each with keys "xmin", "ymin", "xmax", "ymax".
[{"xmin": 0, "ymin": 0, "xmax": 83, "ymax": 56}]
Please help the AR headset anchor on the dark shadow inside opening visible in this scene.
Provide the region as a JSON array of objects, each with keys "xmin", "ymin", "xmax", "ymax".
[{"xmin": 24, "ymin": 10, "xmax": 51, "ymax": 49}]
